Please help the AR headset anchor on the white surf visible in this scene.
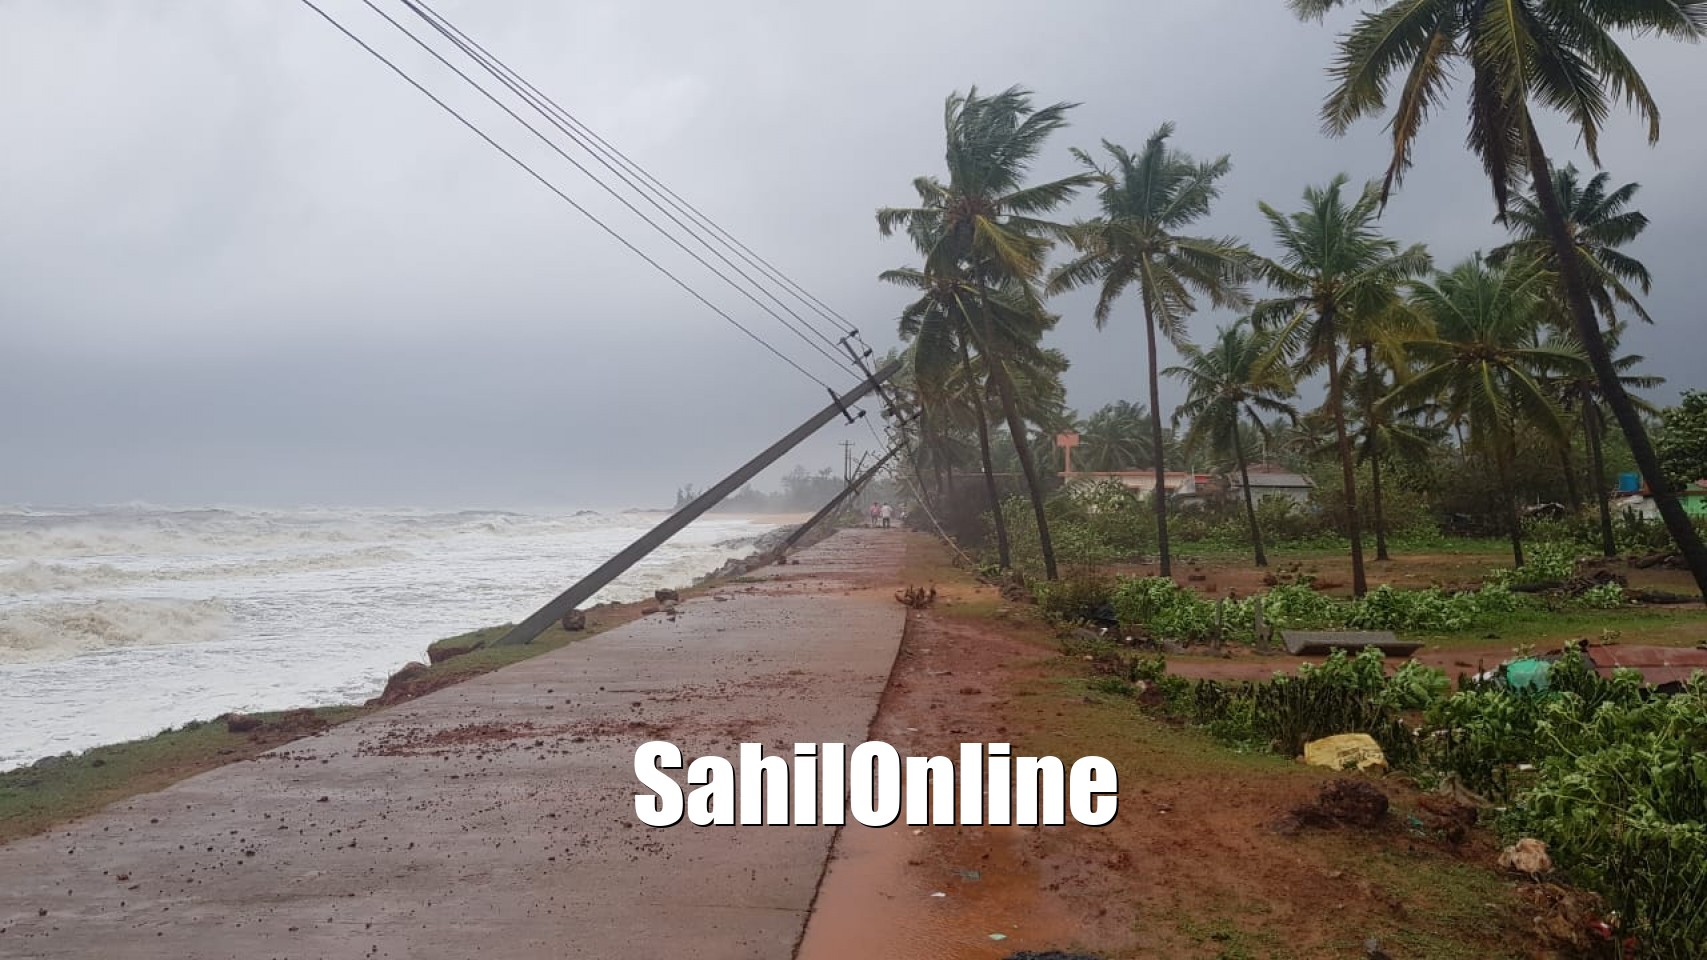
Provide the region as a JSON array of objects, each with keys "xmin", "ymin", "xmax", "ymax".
[{"xmin": 0, "ymin": 505, "xmax": 787, "ymax": 770}]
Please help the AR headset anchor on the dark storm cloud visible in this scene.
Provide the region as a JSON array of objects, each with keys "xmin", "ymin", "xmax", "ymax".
[{"xmin": 2, "ymin": 0, "xmax": 1703, "ymax": 507}]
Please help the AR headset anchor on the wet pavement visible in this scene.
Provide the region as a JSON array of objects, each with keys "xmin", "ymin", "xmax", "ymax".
[{"xmin": 0, "ymin": 529, "xmax": 908, "ymax": 959}]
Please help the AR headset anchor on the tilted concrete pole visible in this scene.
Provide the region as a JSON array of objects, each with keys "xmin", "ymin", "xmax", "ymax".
[
  {"xmin": 779, "ymin": 441, "xmax": 904, "ymax": 554},
  {"xmin": 495, "ymin": 358, "xmax": 901, "ymax": 646}
]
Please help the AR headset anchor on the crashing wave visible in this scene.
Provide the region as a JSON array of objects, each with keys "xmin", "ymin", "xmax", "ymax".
[{"xmin": 0, "ymin": 598, "xmax": 233, "ymax": 664}]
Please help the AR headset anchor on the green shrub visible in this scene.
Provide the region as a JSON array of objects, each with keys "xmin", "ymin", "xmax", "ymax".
[
  {"xmin": 1521, "ymin": 540, "xmax": 1580, "ymax": 581},
  {"xmin": 1383, "ymin": 658, "xmax": 1453, "ymax": 710},
  {"xmin": 1502, "ymin": 678, "xmax": 1707, "ymax": 959},
  {"xmin": 1035, "ymin": 572, "xmax": 1116, "ymax": 624},
  {"xmin": 1088, "ymin": 675, "xmax": 1137, "ymax": 698},
  {"xmin": 1615, "ymin": 509, "xmax": 1676, "ymax": 554},
  {"xmin": 1261, "ymin": 582, "xmax": 1344, "ymax": 629},
  {"xmin": 1422, "ymin": 687, "xmax": 1547, "ymax": 800},
  {"xmin": 1572, "ymin": 581, "xmax": 1629, "ymax": 610},
  {"xmin": 1168, "ymin": 644, "xmax": 1701, "ymax": 958},
  {"xmin": 1179, "ymin": 650, "xmax": 1441, "ymax": 762},
  {"xmin": 1110, "ymin": 577, "xmax": 1222, "ymax": 642}
]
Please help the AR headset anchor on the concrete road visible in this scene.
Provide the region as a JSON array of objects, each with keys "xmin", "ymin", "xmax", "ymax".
[{"xmin": 0, "ymin": 529, "xmax": 908, "ymax": 959}]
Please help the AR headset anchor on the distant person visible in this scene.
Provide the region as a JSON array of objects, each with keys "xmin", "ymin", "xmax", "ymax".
[
  {"xmin": 867, "ymin": 502, "xmax": 880, "ymax": 528},
  {"xmin": 880, "ymin": 502, "xmax": 893, "ymax": 528},
  {"xmin": 899, "ymin": 506, "xmax": 909, "ymax": 527}
]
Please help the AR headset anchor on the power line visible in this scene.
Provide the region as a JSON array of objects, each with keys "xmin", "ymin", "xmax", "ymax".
[
  {"xmin": 349, "ymin": 0, "xmax": 859, "ymax": 382},
  {"xmin": 397, "ymin": 0, "xmax": 854, "ymax": 355},
  {"xmin": 294, "ymin": 0, "xmax": 837, "ymax": 390},
  {"xmin": 399, "ymin": 0, "xmax": 861, "ymax": 351}
]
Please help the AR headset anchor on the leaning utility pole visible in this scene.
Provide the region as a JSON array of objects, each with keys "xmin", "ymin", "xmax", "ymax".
[
  {"xmin": 780, "ymin": 441, "xmax": 905, "ymax": 554},
  {"xmin": 495, "ymin": 358, "xmax": 900, "ymax": 647}
]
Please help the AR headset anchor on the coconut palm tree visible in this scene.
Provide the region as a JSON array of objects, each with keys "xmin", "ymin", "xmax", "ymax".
[
  {"xmin": 1342, "ymin": 300, "xmax": 1430, "ymax": 561},
  {"xmin": 878, "ymin": 86, "xmax": 1094, "ymax": 581},
  {"xmin": 885, "ymin": 265, "xmax": 1013, "ymax": 566},
  {"xmin": 1047, "ymin": 123, "xmax": 1252, "ymax": 578},
  {"xmin": 1357, "ymin": 373, "xmax": 1448, "ymax": 558},
  {"xmin": 1077, "ymin": 401, "xmax": 1155, "ymax": 472},
  {"xmin": 1273, "ymin": 410, "xmax": 1338, "ymax": 471},
  {"xmin": 885, "ymin": 341, "xmax": 978, "ymax": 514},
  {"xmin": 886, "ymin": 267, "xmax": 1069, "ymax": 567},
  {"xmin": 1399, "ymin": 256, "xmax": 1577, "ymax": 567},
  {"xmin": 1490, "ymin": 165, "xmax": 1655, "ymax": 327},
  {"xmin": 1166, "ymin": 321, "xmax": 1299, "ymax": 566},
  {"xmin": 1251, "ymin": 176, "xmax": 1431, "ymax": 595},
  {"xmin": 1289, "ymin": 0, "xmax": 1707, "ymax": 596},
  {"xmin": 985, "ymin": 346, "xmax": 1074, "ymax": 480},
  {"xmin": 1537, "ymin": 326, "xmax": 1664, "ymax": 557}
]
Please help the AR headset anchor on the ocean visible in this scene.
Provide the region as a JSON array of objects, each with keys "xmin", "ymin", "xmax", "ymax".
[{"xmin": 0, "ymin": 505, "xmax": 790, "ymax": 770}]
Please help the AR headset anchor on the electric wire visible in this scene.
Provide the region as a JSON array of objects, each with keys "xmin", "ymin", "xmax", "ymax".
[
  {"xmin": 348, "ymin": 0, "xmax": 859, "ymax": 383},
  {"xmin": 399, "ymin": 0, "xmax": 861, "ymax": 351},
  {"xmin": 294, "ymin": 0, "xmax": 838, "ymax": 390},
  {"xmin": 397, "ymin": 0, "xmax": 857, "ymax": 358}
]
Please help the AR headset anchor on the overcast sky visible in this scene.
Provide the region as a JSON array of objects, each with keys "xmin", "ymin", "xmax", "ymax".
[{"xmin": 3, "ymin": 0, "xmax": 1703, "ymax": 510}]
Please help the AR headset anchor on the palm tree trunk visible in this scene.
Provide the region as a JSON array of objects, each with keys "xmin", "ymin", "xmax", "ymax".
[
  {"xmin": 1497, "ymin": 431, "xmax": 1524, "ymax": 568},
  {"xmin": 1558, "ymin": 445, "xmax": 1583, "ymax": 514},
  {"xmin": 1585, "ymin": 403, "xmax": 1616, "ymax": 558},
  {"xmin": 988, "ymin": 356, "xmax": 1059, "ymax": 580},
  {"xmin": 1523, "ymin": 122, "xmax": 1707, "ymax": 598},
  {"xmin": 1370, "ymin": 449, "xmax": 1391, "ymax": 562},
  {"xmin": 1234, "ymin": 421, "xmax": 1267, "ymax": 567},
  {"xmin": 1325, "ymin": 316, "xmax": 1368, "ymax": 596},
  {"xmin": 1362, "ymin": 345, "xmax": 1390, "ymax": 562},
  {"xmin": 1141, "ymin": 296, "xmax": 1173, "ymax": 578},
  {"xmin": 961, "ymin": 340, "xmax": 1010, "ymax": 569}
]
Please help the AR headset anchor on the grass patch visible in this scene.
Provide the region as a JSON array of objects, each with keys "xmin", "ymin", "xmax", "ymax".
[
  {"xmin": 1173, "ymin": 913, "xmax": 1297, "ymax": 960},
  {"xmin": 1408, "ymin": 603, "xmax": 1707, "ymax": 649},
  {"xmin": 0, "ymin": 705, "xmax": 363, "ymax": 845},
  {"xmin": 1171, "ymin": 537, "xmax": 1510, "ymax": 565},
  {"xmin": 1359, "ymin": 849, "xmax": 1529, "ymax": 960}
]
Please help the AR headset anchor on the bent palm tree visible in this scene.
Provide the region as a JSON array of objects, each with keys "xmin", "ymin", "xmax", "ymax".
[
  {"xmin": 885, "ymin": 265, "xmax": 1012, "ymax": 566},
  {"xmin": 1252, "ymin": 176, "xmax": 1431, "ymax": 595},
  {"xmin": 1048, "ymin": 123, "xmax": 1252, "ymax": 577},
  {"xmin": 1290, "ymin": 0, "xmax": 1707, "ymax": 596},
  {"xmin": 879, "ymin": 86, "xmax": 1094, "ymax": 581},
  {"xmin": 1166, "ymin": 321, "xmax": 1299, "ymax": 566}
]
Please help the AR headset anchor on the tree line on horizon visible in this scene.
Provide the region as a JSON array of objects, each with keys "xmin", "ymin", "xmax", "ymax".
[{"xmin": 874, "ymin": 0, "xmax": 1707, "ymax": 598}]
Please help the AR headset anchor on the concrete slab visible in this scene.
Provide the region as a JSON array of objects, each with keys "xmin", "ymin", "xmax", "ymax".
[
  {"xmin": 1280, "ymin": 630, "xmax": 1421, "ymax": 657},
  {"xmin": 0, "ymin": 529, "xmax": 909, "ymax": 959}
]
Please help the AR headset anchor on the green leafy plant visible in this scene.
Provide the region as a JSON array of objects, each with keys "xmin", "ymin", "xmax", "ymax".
[
  {"xmin": 1522, "ymin": 540, "xmax": 1580, "ymax": 582},
  {"xmin": 1572, "ymin": 582, "xmax": 1629, "ymax": 610},
  {"xmin": 1034, "ymin": 572, "xmax": 1116, "ymax": 624},
  {"xmin": 1503, "ymin": 678, "xmax": 1707, "ymax": 959}
]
